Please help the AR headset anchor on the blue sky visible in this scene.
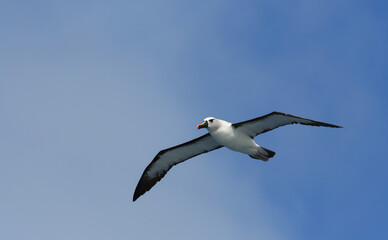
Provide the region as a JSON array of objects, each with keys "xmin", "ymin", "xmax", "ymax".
[{"xmin": 1, "ymin": 0, "xmax": 387, "ymax": 239}]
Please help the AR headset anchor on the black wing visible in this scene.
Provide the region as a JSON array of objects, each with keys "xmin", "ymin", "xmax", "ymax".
[
  {"xmin": 133, "ymin": 133, "xmax": 222, "ymax": 201},
  {"xmin": 233, "ymin": 111, "xmax": 342, "ymax": 138}
]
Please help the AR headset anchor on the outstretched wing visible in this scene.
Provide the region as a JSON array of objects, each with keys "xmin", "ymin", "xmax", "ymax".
[
  {"xmin": 133, "ymin": 133, "xmax": 222, "ymax": 201},
  {"xmin": 233, "ymin": 111, "xmax": 342, "ymax": 138}
]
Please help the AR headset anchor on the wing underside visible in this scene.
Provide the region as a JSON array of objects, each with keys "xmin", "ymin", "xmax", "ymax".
[{"xmin": 133, "ymin": 133, "xmax": 222, "ymax": 201}]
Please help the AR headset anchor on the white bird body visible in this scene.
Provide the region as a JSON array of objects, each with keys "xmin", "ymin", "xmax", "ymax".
[
  {"xmin": 133, "ymin": 111, "xmax": 342, "ymax": 201},
  {"xmin": 206, "ymin": 118, "xmax": 261, "ymax": 156}
]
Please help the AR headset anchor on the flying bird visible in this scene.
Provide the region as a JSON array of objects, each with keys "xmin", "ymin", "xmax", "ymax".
[{"xmin": 133, "ymin": 111, "xmax": 342, "ymax": 201}]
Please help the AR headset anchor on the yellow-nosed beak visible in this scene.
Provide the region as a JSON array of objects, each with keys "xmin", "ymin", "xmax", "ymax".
[{"xmin": 197, "ymin": 121, "xmax": 208, "ymax": 129}]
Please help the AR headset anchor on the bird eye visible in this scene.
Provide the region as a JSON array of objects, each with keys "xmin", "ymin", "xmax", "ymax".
[{"xmin": 209, "ymin": 119, "xmax": 214, "ymax": 123}]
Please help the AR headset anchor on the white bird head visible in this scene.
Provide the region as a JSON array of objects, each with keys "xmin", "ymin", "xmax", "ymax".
[{"xmin": 197, "ymin": 117, "xmax": 220, "ymax": 131}]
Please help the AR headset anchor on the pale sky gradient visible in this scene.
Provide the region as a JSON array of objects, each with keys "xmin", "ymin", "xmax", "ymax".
[{"xmin": 1, "ymin": 1, "xmax": 387, "ymax": 239}]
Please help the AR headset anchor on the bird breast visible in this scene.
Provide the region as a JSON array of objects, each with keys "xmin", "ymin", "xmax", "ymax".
[{"xmin": 209, "ymin": 125, "xmax": 257, "ymax": 153}]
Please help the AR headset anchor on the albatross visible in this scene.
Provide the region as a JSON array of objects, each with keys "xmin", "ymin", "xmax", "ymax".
[{"xmin": 133, "ymin": 111, "xmax": 342, "ymax": 201}]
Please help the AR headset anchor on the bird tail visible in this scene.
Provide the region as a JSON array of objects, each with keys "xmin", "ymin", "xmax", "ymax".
[{"xmin": 249, "ymin": 146, "xmax": 276, "ymax": 161}]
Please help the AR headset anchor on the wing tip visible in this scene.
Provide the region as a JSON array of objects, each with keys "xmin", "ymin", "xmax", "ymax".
[
  {"xmin": 133, "ymin": 176, "xmax": 152, "ymax": 202},
  {"xmin": 133, "ymin": 186, "xmax": 142, "ymax": 202},
  {"xmin": 319, "ymin": 122, "xmax": 343, "ymax": 128},
  {"xmin": 133, "ymin": 193, "xmax": 140, "ymax": 202},
  {"xmin": 133, "ymin": 183, "xmax": 150, "ymax": 202}
]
